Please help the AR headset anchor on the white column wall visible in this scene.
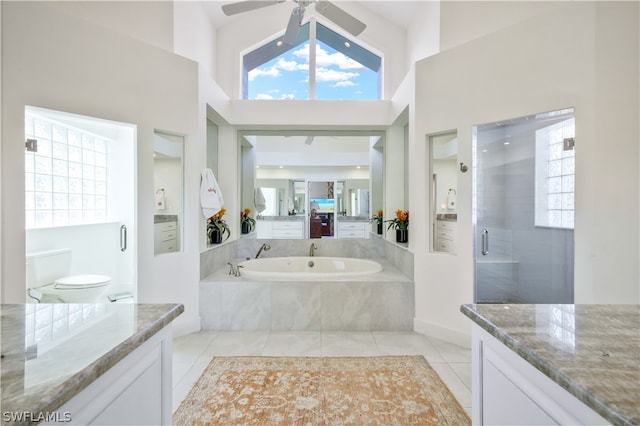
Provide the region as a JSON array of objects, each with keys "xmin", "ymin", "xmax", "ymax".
[
  {"xmin": 412, "ymin": 2, "xmax": 639, "ymax": 346},
  {"xmin": 1, "ymin": 2, "xmax": 201, "ymax": 334}
]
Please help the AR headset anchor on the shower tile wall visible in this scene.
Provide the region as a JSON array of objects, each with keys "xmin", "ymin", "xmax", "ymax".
[{"xmin": 476, "ymin": 119, "xmax": 573, "ymax": 303}]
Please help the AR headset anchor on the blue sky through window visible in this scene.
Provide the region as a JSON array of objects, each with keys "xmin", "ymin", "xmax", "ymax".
[{"xmin": 247, "ymin": 40, "xmax": 379, "ymax": 100}]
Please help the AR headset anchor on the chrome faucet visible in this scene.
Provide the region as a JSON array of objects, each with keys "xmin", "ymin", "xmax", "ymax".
[
  {"xmin": 255, "ymin": 243, "xmax": 271, "ymax": 259},
  {"xmin": 309, "ymin": 243, "xmax": 318, "ymax": 257}
]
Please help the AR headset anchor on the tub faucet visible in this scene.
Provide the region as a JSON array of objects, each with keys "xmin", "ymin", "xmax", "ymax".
[
  {"xmin": 309, "ymin": 243, "xmax": 318, "ymax": 257},
  {"xmin": 255, "ymin": 243, "xmax": 271, "ymax": 259}
]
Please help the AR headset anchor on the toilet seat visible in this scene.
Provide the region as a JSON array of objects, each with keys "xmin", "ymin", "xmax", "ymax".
[{"xmin": 54, "ymin": 274, "xmax": 111, "ymax": 289}]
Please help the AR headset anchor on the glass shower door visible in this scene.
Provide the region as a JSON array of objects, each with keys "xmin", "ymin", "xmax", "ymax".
[{"xmin": 474, "ymin": 108, "xmax": 575, "ymax": 304}]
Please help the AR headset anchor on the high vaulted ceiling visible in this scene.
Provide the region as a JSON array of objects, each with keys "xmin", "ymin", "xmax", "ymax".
[{"xmin": 202, "ymin": 1, "xmax": 422, "ymax": 30}]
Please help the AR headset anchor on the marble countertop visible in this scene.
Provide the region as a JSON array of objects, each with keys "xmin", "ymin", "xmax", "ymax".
[
  {"xmin": 460, "ymin": 304, "xmax": 639, "ymax": 426},
  {"xmin": 1, "ymin": 303, "xmax": 183, "ymax": 424}
]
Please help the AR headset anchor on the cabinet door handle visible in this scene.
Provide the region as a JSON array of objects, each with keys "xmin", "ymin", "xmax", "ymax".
[
  {"xmin": 120, "ymin": 225, "xmax": 127, "ymax": 252},
  {"xmin": 481, "ymin": 228, "xmax": 489, "ymax": 256}
]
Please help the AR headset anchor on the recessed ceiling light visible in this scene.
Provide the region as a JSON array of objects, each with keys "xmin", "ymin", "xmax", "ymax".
[
  {"xmin": 482, "ymin": 149, "xmax": 488, "ymax": 153},
  {"xmin": 356, "ymin": 165, "xmax": 360, "ymax": 169},
  {"xmin": 504, "ymin": 141, "xmax": 510, "ymax": 145},
  {"xmin": 279, "ymin": 166, "xmax": 283, "ymax": 169},
  {"xmin": 344, "ymin": 41, "xmax": 351, "ymax": 48},
  {"xmin": 256, "ymin": 165, "xmax": 260, "ymax": 168},
  {"xmin": 276, "ymin": 40, "xmax": 283, "ymax": 47}
]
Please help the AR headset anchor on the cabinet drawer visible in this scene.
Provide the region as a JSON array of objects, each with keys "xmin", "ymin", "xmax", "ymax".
[
  {"xmin": 160, "ymin": 230, "xmax": 176, "ymax": 242},
  {"xmin": 435, "ymin": 239, "xmax": 453, "ymax": 252},
  {"xmin": 436, "ymin": 220, "xmax": 456, "ymax": 231},
  {"xmin": 272, "ymin": 222, "xmax": 303, "ymax": 230},
  {"xmin": 272, "ymin": 229, "xmax": 303, "ymax": 239},
  {"xmin": 157, "ymin": 221, "xmax": 176, "ymax": 232},
  {"xmin": 340, "ymin": 229, "xmax": 365, "ymax": 238},
  {"xmin": 436, "ymin": 229, "xmax": 454, "ymax": 241},
  {"xmin": 338, "ymin": 222, "xmax": 366, "ymax": 230}
]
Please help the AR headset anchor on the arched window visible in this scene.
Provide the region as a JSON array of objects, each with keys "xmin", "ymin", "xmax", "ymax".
[{"xmin": 243, "ymin": 20, "xmax": 381, "ymax": 100}]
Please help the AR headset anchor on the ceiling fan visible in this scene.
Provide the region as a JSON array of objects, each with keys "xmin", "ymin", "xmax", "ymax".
[{"xmin": 221, "ymin": 0, "xmax": 367, "ymax": 45}]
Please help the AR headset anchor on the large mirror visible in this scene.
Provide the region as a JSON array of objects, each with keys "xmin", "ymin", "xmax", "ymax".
[
  {"xmin": 429, "ymin": 130, "xmax": 458, "ymax": 254},
  {"xmin": 153, "ymin": 131, "xmax": 184, "ymax": 255},
  {"xmin": 241, "ymin": 132, "xmax": 384, "ymax": 239}
]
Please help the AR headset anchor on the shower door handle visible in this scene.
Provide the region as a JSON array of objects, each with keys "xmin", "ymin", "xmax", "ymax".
[
  {"xmin": 120, "ymin": 225, "xmax": 127, "ymax": 252},
  {"xmin": 481, "ymin": 229, "xmax": 489, "ymax": 256}
]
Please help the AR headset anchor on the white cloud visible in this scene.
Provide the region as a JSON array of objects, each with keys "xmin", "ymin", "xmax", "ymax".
[
  {"xmin": 276, "ymin": 58, "xmax": 307, "ymax": 72},
  {"xmin": 293, "ymin": 44, "xmax": 310, "ymax": 61},
  {"xmin": 316, "ymin": 67, "xmax": 359, "ymax": 83},
  {"xmin": 332, "ymin": 80, "xmax": 357, "ymax": 88},
  {"xmin": 248, "ymin": 66, "xmax": 281, "ymax": 81},
  {"xmin": 255, "ymin": 93, "xmax": 274, "ymax": 100},
  {"xmin": 316, "ymin": 45, "xmax": 364, "ymax": 70},
  {"xmin": 280, "ymin": 93, "xmax": 296, "ymax": 100}
]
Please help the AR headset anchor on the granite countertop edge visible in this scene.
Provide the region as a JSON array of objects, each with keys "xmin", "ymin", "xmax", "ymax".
[
  {"xmin": 36, "ymin": 303, "xmax": 184, "ymax": 419},
  {"xmin": 460, "ymin": 304, "xmax": 632, "ymax": 426}
]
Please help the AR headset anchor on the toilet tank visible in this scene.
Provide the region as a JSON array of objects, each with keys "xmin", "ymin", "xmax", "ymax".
[{"xmin": 26, "ymin": 248, "xmax": 71, "ymax": 288}]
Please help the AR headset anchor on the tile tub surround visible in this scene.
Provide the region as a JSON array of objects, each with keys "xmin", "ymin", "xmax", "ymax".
[
  {"xmin": 460, "ymin": 304, "xmax": 640, "ymax": 426},
  {"xmin": 1, "ymin": 303, "xmax": 184, "ymax": 422},
  {"xmin": 200, "ymin": 259, "xmax": 414, "ymax": 332},
  {"xmin": 201, "ymin": 236, "xmax": 414, "ymax": 280}
]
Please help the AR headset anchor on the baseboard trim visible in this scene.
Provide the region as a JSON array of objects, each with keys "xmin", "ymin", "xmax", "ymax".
[
  {"xmin": 414, "ymin": 318, "xmax": 472, "ymax": 349},
  {"xmin": 171, "ymin": 314, "xmax": 201, "ymax": 337}
]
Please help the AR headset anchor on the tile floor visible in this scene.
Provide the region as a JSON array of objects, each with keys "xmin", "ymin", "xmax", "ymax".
[{"xmin": 172, "ymin": 331, "xmax": 472, "ymax": 417}]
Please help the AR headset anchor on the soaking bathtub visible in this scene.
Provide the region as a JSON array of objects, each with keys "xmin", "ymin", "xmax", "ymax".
[{"xmin": 238, "ymin": 256, "xmax": 383, "ymax": 281}]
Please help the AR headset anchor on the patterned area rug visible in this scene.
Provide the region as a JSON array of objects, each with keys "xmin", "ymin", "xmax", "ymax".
[{"xmin": 174, "ymin": 356, "xmax": 470, "ymax": 425}]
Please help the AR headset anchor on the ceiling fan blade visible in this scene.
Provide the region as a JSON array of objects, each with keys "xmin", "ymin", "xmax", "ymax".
[
  {"xmin": 315, "ymin": 1, "xmax": 366, "ymax": 36},
  {"xmin": 221, "ymin": 0, "xmax": 285, "ymax": 16},
  {"xmin": 283, "ymin": 6, "xmax": 305, "ymax": 45}
]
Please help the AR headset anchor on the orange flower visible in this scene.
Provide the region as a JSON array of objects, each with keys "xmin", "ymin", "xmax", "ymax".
[
  {"xmin": 377, "ymin": 209, "xmax": 383, "ymax": 218},
  {"xmin": 210, "ymin": 207, "xmax": 226, "ymax": 222},
  {"xmin": 387, "ymin": 209, "xmax": 409, "ymax": 230}
]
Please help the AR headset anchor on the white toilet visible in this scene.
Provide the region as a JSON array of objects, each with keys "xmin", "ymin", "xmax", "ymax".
[{"xmin": 26, "ymin": 248, "xmax": 111, "ymax": 303}]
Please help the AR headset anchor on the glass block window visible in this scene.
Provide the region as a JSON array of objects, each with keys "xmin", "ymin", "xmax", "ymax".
[
  {"xmin": 535, "ymin": 111, "xmax": 575, "ymax": 229},
  {"xmin": 25, "ymin": 112, "xmax": 108, "ymax": 229}
]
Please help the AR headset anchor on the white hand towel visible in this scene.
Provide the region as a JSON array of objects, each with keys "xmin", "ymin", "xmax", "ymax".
[
  {"xmin": 155, "ymin": 189, "xmax": 166, "ymax": 210},
  {"xmin": 254, "ymin": 187, "xmax": 266, "ymax": 213},
  {"xmin": 447, "ymin": 189, "xmax": 457, "ymax": 210},
  {"xmin": 201, "ymin": 169, "xmax": 224, "ymax": 218}
]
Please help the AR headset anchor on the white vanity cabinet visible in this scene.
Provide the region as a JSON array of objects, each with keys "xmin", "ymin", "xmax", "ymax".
[
  {"xmin": 154, "ymin": 221, "xmax": 177, "ymax": 254},
  {"xmin": 472, "ymin": 325, "xmax": 609, "ymax": 425},
  {"xmin": 337, "ymin": 221, "xmax": 369, "ymax": 239},
  {"xmin": 44, "ymin": 327, "xmax": 174, "ymax": 426},
  {"xmin": 434, "ymin": 220, "xmax": 456, "ymax": 253},
  {"xmin": 256, "ymin": 220, "xmax": 304, "ymax": 239}
]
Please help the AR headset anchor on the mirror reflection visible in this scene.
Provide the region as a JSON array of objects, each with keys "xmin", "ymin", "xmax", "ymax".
[
  {"xmin": 430, "ymin": 131, "xmax": 458, "ymax": 254},
  {"xmin": 242, "ymin": 132, "xmax": 382, "ymax": 239},
  {"xmin": 153, "ymin": 131, "xmax": 184, "ymax": 254}
]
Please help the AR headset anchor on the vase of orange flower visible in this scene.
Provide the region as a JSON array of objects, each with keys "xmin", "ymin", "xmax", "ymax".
[
  {"xmin": 370, "ymin": 209, "xmax": 384, "ymax": 235},
  {"xmin": 207, "ymin": 208, "xmax": 230, "ymax": 244},
  {"xmin": 240, "ymin": 208, "xmax": 256, "ymax": 234},
  {"xmin": 386, "ymin": 209, "xmax": 409, "ymax": 243}
]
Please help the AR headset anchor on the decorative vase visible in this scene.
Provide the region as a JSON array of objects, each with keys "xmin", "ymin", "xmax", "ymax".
[
  {"xmin": 396, "ymin": 229, "xmax": 408, "ymax": 243},
  {"xmin": 377, "ymin": 222, "xmax": 383, "ymax": 235},
  {"xmin": 241, "ymin": 222, "xmax": 251, "ymax": 234},
  {"xmin": 209, "ymin": 228, "xmax": 222, "ymax": 244}
]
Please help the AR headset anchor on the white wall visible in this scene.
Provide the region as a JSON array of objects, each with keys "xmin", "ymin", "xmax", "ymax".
[
  {"xmin": 413, "ymin": 2, "xmax": 639, "ymax": 345},
  {"xmin": 174, "ymin": 1, "xmax": 217, "ymax": 80},
  {"xmin": 47, "ymin": 1, "xmax": 174, "ymax": 51},
  {"xmin": 439, "ymin": 1, "xmax": 560, "ymax": 51},
  {"xmin": 1, "ymin": 2, "xmax": 201, "ymax": 334}
]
